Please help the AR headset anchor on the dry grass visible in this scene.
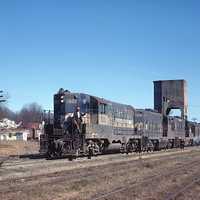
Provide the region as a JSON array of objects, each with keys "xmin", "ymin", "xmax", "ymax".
[
  {"xmin": 1, "ymin": 147, "xmax": 200, "ymax": 200},
  {"xmin": 0, "ymin": 140, "xmax": 39, "ymax": 156},
  {"xmin": 142, "ymin": 161, "xmax": 154, "ymax": 169}
]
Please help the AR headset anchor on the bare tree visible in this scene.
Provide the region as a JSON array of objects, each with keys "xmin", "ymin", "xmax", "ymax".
[
  {"xmin": 18, "ymin": 103, "xmax": 43, "ymax": 123},
  {"xmin": 0, "ymin": 90, "xmax": 13, "ymax": 120},
  {"xmin": 0, "ymin": 91, "xmax": 43, "ymax": 123},
  {"xmin": 0, "ymin": 106, "xmax": 15, "ymax": 120}
]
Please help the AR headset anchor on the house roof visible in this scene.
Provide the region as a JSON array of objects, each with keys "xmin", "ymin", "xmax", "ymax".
[{"xmin": 22, "ymin": 122, "xmax": 40, "ymax": 129}]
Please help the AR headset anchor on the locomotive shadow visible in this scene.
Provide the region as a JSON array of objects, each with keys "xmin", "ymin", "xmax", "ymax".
[
  {"xmin": 19, "ymin": 153, "xmax": 46, "ymax": 159},
  {"xmin": 19, "ymin": 153, "xmax": 85, "ymax": 160}
]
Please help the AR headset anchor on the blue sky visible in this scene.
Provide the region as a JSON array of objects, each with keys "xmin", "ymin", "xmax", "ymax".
[{"xmin": 0, "ymin": 0, "xmax": 200, "ymax": 120}]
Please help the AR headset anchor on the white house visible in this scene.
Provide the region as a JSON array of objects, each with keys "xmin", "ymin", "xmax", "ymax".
[{"xmin": 0, "ymin": 130, "xmax": 29, "ymax": 141}]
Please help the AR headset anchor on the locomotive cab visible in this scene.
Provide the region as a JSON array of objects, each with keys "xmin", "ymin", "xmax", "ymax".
[{"xmin": 42, "ymin": 89, "xmax": 103, "ymax": 158}]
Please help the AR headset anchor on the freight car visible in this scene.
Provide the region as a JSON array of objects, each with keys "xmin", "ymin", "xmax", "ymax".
[{"xmin": 40, "ymin": 89, "xmax": 196, "ymax": 159}]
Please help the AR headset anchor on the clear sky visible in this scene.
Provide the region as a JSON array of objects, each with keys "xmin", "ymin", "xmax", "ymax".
[{"xmin": 0, "ymin": 0, "xmax": 200, "ymax": 120}]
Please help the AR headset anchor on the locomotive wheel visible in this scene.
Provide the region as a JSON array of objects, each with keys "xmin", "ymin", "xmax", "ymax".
[
  {"xmin": 46, "ymin": 151, "xmax": 56, "ymax": 160},
  {"xmin": 68, "ymin": 156, "xmax": 74, "ymax": 161},
  {"xmin": 87, "ymin": 147, "xmax": 93, "ymax": 159},
  {"xmin": 120, "ymin": 143, "xmax": 126, "ymax": 154}
]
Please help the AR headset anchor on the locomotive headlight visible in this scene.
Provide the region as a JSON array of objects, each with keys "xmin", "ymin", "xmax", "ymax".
[{"xmin": 60, "ymin": 95, "xmax": 64, "ymax": 103}]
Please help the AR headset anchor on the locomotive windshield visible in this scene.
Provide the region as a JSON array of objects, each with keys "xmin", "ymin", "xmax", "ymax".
[{"xmin": 65, "ymin": 93, "xmax": 90, "ymax": 114}]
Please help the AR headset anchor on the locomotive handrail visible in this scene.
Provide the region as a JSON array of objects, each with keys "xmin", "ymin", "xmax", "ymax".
[{"xmin": 43, "ymin": 110, "xmax": 54, "ymax": 124}]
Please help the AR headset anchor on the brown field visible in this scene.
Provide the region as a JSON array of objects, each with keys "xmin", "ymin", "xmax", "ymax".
[
  {"xmin": 0, "ymin": 140, "xmax": 39, "ymax": 156},
  {"xmin": 1, "ymin": 146, "xmax": 200, "ymax": 200}
]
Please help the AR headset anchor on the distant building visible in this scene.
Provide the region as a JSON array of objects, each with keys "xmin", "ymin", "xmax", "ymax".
[
  {"xmin": 21, "ymin": 122, "xmax": 42, "ymax": 140},
  {"xmin": 0, "ymin": 129, "xmax": 29, "ymax": 141},
  {"xmin": 0, "ymin": 119, "xmax": 42, "ymax": 141}
]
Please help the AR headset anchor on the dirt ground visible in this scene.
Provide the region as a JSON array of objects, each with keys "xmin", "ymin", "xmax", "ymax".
[
  {"xmin": 0, "ymin": 141, "xmax": 39, "ymax": 156},
  {"xmin": 0, "ymin": 147, "xmax": 200, "ymax": 200}
]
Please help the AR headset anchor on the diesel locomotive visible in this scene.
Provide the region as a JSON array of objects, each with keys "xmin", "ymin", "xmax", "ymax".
[{"xmin": 40, "ymin": 88, "xmax": 200, "ymax": 159}]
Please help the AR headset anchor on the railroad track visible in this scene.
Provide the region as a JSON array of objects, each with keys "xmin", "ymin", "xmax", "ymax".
[
  {"xmin": 1, "ymin": 147, "xmax": 198, "ymax": 181},
  {"xmin": 2, "ymin": 146, "xmax": 198, "ymax": 168},
  {"xmin": 1, "ymin": 149, "xmax": 200, "ymax": 194},
  {"xmin": 0, "ymin": 154, "xmax": 46, "ymax": 168},
  {"xmin": 89, "ymin": 157, "xmax": 200, "ymax": 200},
  {"xmin": 1, "ymin": 147, "xmax": 199, "ymax": 183},
  {"xmin": 164, "ymin": 173, "xmax": 200, "ymax": 200}
]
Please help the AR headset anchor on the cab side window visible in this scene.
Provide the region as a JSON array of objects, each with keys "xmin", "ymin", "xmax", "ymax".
[{"xmin": 99, "ymin": 103, "xmax": 107, "ymax": 114}]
